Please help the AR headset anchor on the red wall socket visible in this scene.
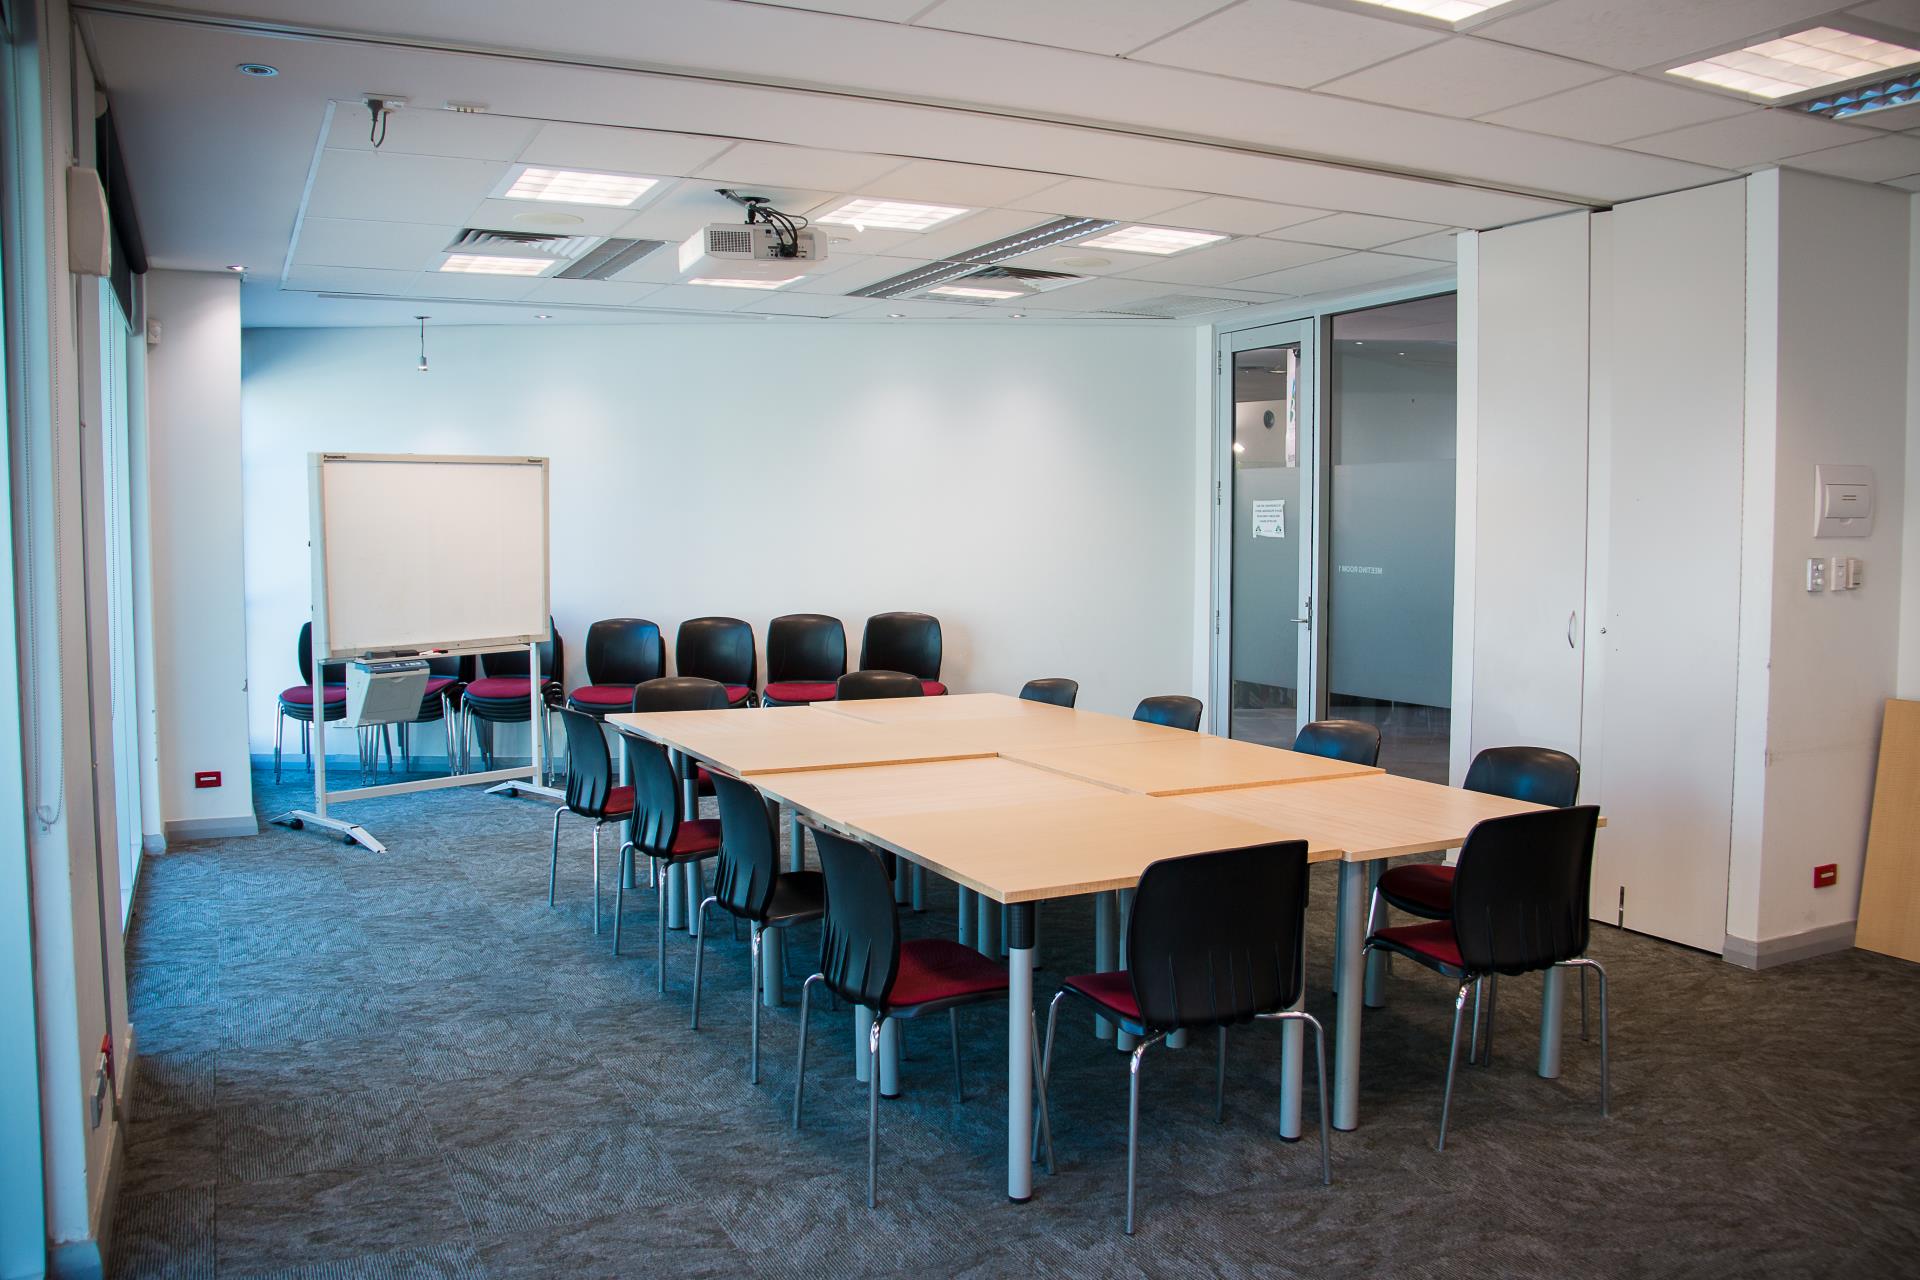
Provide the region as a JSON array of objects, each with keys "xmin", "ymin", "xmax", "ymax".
[
  {"xmin": 1813, "ymin": 863, "xmax": 1838, "ymax": 889},
  {"xmin": 193, "ymin": 770, "xmax": 221, "ymax": 789}
]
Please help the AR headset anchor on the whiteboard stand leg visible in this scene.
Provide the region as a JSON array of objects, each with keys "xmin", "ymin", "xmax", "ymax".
[
  {"xmin": 274, "ymin": 636, "xmax": 385, "ymax": 853},
  {"xmin": 272, "ymin": 809, "xmax": 387, "ymax": 855},
  {"xmin": 487, "ymin": 645, "xmax": 563, "ymax": 801}
]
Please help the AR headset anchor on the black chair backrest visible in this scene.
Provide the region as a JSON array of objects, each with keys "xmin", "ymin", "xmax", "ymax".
[
  {"xmin": 677, "ymin": 617, "xmax": 756, "ymax": 691},
  {"xmin": 860, "ymin": 612, "xmax": 942, "ymax": 681},
  {"xmin": 838, "ymin": 670, "xmax": 924, "ymax": 701},
  {"xmin": 479, "ymin": 617, "xmax": 563, "ymax": 684},
  {"xmin": 424, "ymin": 654, "xmax": 472, "ymax": 681},
  {"xmin": 767, "ymin": 613, "xmax": 847, "ymax": 684},
  {"xmin": 622, "ymin": 738, "xmax": 686, "ymax": 858},
  {"xmin": 630, "ymin": 676, "xmax": 731, "ymax": 713},
  {"xmin": 710, "ymin": 773, "xmax": 781, "ymax": 922},
  {"xmin": 1019, "ymin": 678, "xmax": 1078, "ymax": 708},
  {"xmin": 297, "ymin": 622, "xmax": 345, "ymax": 686},
  {"xmin": 1292, "ymin": 719, "xmax": 1382, "ymax": 767},
  {"xmin": 585, "ymin": 618, "xmax": 665, "ymax": 686},
  {"xmin": 1134, "ymin": 695, "xmax": 1203, "ymax": 732},
  {"xmin": 812, "ymin": 826, "xmax": 901, "ymax": 1008},
  {"xmin": 558, "ymin": 707, "xmax": 618, "ymax": 816},
  {"xmin": 1452, "ymin": 806, "xmax": 1601, "ymax": 976},
  {"xmin": 1126, "ymin": 841, "xmax": 1311, "ymax": 1032},
  {"xmin": 1464, "ymin": 746, "xmax": 1581, "ymax": 809}
]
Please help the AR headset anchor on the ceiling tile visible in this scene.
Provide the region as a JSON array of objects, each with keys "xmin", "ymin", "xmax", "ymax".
[
  {"xmin": 516, "ymin": 122, "xmax": 734, "ymax": 177},
  {"xmin": 741, "ymin": 0, "xmax": 932, "ymax": 17},
  {"xmin": 1625, "ymin": 110, "xmax": 1868, "ymax": 168},
  {"xmin": 1375, "ymin": 229, "xmax": 1460, "ymax": 262},
  {"xmin": 1131, "ymin": 0, "xmax": 1447, "ymax": 89},
  {"xmin": 1119, "ymin": 236, "xmax": 1347, "ymax": 286},
  {"xmin": 291, "ymin": 218, "xmax": 456, "ymax": 271},
  {"xmin": 786, "ymin": 254, "xmax": 932, "ymax": 294},
  {"xmin": 1472, "ymin": 0, "xmax": 1852, "ymax": 73},
  {"xmin": 467, "ymin": 198, "xmax": 639, "ymax": 238},
  {"xmin": 697, "ymin": 141, "xmax": 907, "ymax": 191},
  {"xmin": 324, "ymin": 105, "xmax": 539, "ymax": 161},
  {"xmin": 1273, "ymin": 212, "xmax": 1449, "ymax": 249},
  {"xmin": 280, "ymin": 266, "xmax": 421, "ymax": 295},
  {"xmin": 1009, "ymin": 178, "xmax": 1200, "ymax": 221},
  {"xmin": 1884, "ymin": 172, "xmax": 1920, "ymax": 189},
  {"xmin": 899, "ymin": 207, "xmax": 1063, "ymax": 260},
  {"xmin": 914, "ymin": 0, "xmax": 1236, "ymax": 57},
  {"xmin": 1847, "ymin": 1, "xmax": 1920, "ymax": 28},
  {"xmin": 1785, "ymin": 132, "xmax": 1920, "ymax": 180},
  {"xmin": 734, "ymin": 292, "xmax": 876, "ymax": 317},
  {"xmin": 1232, "ymin": 251, "xmax": 1449, "ymax": 297},
  {"xmin": 522, "ymin": 278, "xmax": 664, "ymax": 306},
  {"xmin": 1150, "ymin": 195, "xmax": 1329, "ymax": 235},
  {"xmin": 1317, "ymin": 37, "xmax": 1609, "ymax": 118},
  {"xmin": 304, "ymin": 149, "xmax": 509, "ymax": 225},
  {"xmin": 643, "ymin": 283, "xmax": 762, "ymax": 312},
  {"xmin": 1476, "ymin": 75, "xmax": 1752, "ymax": 144},
  {"xmin": 858, "ymin": 158, "xmax": 1063, "ymax": 205},
  {"xmin": 838, "ymin": 298, "xmax": 1007, "ymax": 319},
  {"xmin": 618, "ymin": 183, "xmax": 838, "ymax": 244},
  {"xmin": 414, "ymin": 270, "xmax": 544, "ymax": 301}
]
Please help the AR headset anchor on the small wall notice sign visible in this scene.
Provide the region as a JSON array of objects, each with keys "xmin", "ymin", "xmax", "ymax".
[{"xmin": 1252, "ymin": 499, "xmax": 1286, "ymax": 539}]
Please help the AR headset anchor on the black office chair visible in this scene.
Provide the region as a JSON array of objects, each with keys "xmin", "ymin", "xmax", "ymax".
[
  {"xmin": 568, "ymin": 618, "xmax": 665, "ymax": 718},
  {"xmin": 1133, "ymin": 695, "xmax": 1203, "ymax": 732},
  {"xmin": 408, "ymin": 655, "xmax": 471, "ymax": 773},
  {"xmin": 860, "ymin": 612, "xmax": 945, "ymax": 696},
  {"xmin": 762, "ymin": 613, "xmax": 847, "ymax": 706},
  {"xmin": 693, "ymin": 773, "xmax": 826, "ymax": 1082},
  {"xmin": 1364, "ymin": 806, "xmax": 1606, "ymax": 1150},
  {"xmin": 794, "ymin": 826, "xmax": 1044, "ymax": 1207},
  {"xmin": 273, "ymin": 622, "xmax": 348, "ymax": 782},
  {"xmin": 837, "ymin": 670, "xmax": 924, "ymax": 701},
  {"xmin": 550, "ymin": 707, "xmax": 637, "ymax": 936},
  {"xmin": 464, "ymin": 619, "xmax": 564, "ymax": 778},
  {"xmin": 1373, "ymin": 745, "xmax": 1583, "ymax": 1051},
  {"xmin": 613, "ymin": 735, "xmax": 724, "ymax": 979},
  {"xmin": 677, "ymin": 616, "xmax": 758, "ymax": 707},
  {"xmin": 1292, "ymin": 719, "xmax": 1382, "ymax": 767},
  {"xmin": 1040, "ymin": 841, "xmax": 1329, "ymax": 1234},
  {"xmin": 626, "ymin": 675, "xmax": 733, "ymax": 817},
  {"xmin": 1019, "ymin": 678, "xmax": 1079, "ymax": 708}
]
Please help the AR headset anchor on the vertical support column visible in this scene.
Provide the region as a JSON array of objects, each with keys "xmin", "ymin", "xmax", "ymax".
[
  {"xmin": 910, "ymin": 864, "xmax": 925, "ymax": 912},
  {"xmin": 1538, "ymin": 967, "xmax": 1565, "ymax": 1079},
  {"xmin": 878, "ymin": 1019, "xmax": 901, "ymax": 1099},
  {"xmin": 957, "ymin": 886, "xmax": 977, "ymax": 949},
  {"xmin": 788, "ymin": 814, "xmax": 805, "ymax": 873},
  {"xmin": 1364, "ymin": 860, "xmax": 1388, "ymax": 1010},
  {"xmin": 976, "ymin": 894, "xmax": 1002, "ymax": 955},
  {"xmin": 762, "ymin": 796, "xmax": 785, "ymax": 1006},
  {"xmin": 854, "ymin": 1004, "xmax": 873, "ymax": 1084},
  {"xmin": 1007, "ymin": 902, "xmax": 1036, "ymax": 1203},
  {"xmin": 529, "ymin": 640, "xmax": 544, "ymax": 786},
  {"xmin": 1092, "ymin": 891, "xmax": 1116, "ymax": 1040},
  {"xmin": 1333, "ymin": 860, "xmax": 1366, "ymax": 1131},
  {"xmin": 1278, "ymin": 935, "xmax": 1306, "ymax": 1140},
  {"xmin": 1115, "ymin": 889, "xmax": 1138, "ymax": 1052}
]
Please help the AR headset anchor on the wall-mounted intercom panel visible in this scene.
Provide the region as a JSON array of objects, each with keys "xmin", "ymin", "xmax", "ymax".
[{"xmin": 1813, "ymin": 464, "xmax": 1873, "ymax": 538}]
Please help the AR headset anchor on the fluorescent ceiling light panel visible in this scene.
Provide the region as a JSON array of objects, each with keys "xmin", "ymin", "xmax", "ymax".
[
  {"xmin": 503, "ymin": 166, "xmax": 659, "ymax": 207},
  {"xmin": 1666, "ymin": 27, "xmax": 1920, "ymax": 100},
  {"xmin": 1349, "ymin": 0, "xmax": 1517, "ymax": 20},
  {"xmin": 1074, "ymin": 224, "xmax": 1229, "ymax": 256},
  {"xmin": 816, "ymin": 198, "xmax": 970, "ymax": 232},
  {"xmin": 927, "ymin": 284, "xmax": 1026, "ymax": 300},
  {"xmin": 439, "ymin": 253, "xmax": 552, "ymax": 276},
  {"xmin": 688, "ymin": 276, "xmax": 801, "ymax": 289}
]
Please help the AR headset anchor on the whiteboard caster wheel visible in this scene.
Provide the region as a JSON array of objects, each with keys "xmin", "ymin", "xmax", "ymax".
[
  {"xmin": 288, "ymin": 819, "xmax": 304, "ymax": 830},
  {"xmin": 342, "ymin": 834, "xmax": 356, "ymax": 845}
]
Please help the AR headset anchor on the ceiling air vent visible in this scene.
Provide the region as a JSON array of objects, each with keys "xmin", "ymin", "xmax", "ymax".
[
  {"xmin": 918, "ymin": 265, "xmax": 1084, "ymax": 303},
  {"xmin": 447, "ymin": 227, "xmax": 599, "ymax": 259},
  {"xmin": 1094, "ymin": 293, "xmax": 1251, "ymax": 319},
  {"xmin": 849, "ymin": 215, "xmax": 1120, "ymax": 299},
  {"xmin": 555, "ymin": 238, "xmax": 664, "ymax": 280}
]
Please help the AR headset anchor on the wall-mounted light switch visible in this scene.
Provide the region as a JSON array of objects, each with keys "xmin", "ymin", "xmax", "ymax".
[
  {"xmin": 1807, "ymin": 558, "xmax": 1826, "ymax": 592},
  {"xmin": 1847, "ymin": 557, "xmax": 1864, "ymax": 589}
]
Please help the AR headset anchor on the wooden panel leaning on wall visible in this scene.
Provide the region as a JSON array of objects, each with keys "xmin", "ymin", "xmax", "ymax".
[{"xmin": 1857, "ymin": 699, "xmax": 1920, "ymax": 964}]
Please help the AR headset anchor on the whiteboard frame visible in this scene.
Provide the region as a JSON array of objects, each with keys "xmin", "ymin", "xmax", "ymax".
[{"xmin": 307, "ymin": 451, "xmax": 552, "ymax": 661}]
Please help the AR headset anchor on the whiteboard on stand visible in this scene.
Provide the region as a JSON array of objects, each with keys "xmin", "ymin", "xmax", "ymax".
[{"xmin": 309, "ymin": 453, "xmax": 550, "ymax": 659}]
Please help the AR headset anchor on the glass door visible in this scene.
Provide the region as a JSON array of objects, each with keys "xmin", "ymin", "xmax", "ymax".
[{"xmin": 1216, "ymin": 320, "xmax": 1316, "ymax": 746}]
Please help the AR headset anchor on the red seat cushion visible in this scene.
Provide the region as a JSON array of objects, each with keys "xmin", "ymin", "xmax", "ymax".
[
  {"xmin": 669, "ymin": 817, "xmax": 722, "ymax": 856},
  {"xmin": 763, "ymin": 680, "xmax": 839, "ymax": 703},
  {"xmin": 922, "ymin": 680, "xmax": 947, "ymax": 696},
  {"xmin": 1378, "ymin": 863, "xmax": 1455, "ymax": 916},
  {"xmin": 1062, "ymin": 970, "xmax": 1139, "ymax": 1023},
  {"xmin": 467, "ymin": 677, "xmax": 537, "ymax": 700},
  {"xmin": 280, "ymin": 684, "xmax": 346, "ymax": 706},
  {"xmin": 1371, "ymin": 921, "xmax": 1464, "ymax": 974},
  {"xmin": 888, "ymin": 938, "xmax": 1010, "ymax": 1009},
  {"xmin": 725, "ymin": 684, "xmax": 752, "ymax": 706},
  {"xmin": 423, "ymin": 676, "xmax": 458, "ymax": 697},
  {"xmin": 695, "ymin": 766, "xmax": 715, "ymax": 792},
  {"xmin": 602, "ymin": 785, "xmax": 635, "ymax": 817},
  {"xmin": 568, "ymin": 684, "xmax": 636, "ymax": 708}
]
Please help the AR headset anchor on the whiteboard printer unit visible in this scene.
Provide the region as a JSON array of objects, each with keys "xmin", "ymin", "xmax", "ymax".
[{"xmin": 345, "ymin": 659, "xmax": 429, "ymax": 727}]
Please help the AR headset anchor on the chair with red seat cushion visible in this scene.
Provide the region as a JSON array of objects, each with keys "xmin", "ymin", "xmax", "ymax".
[
  {"xmin": 396, "ymin": 655, "xmax": 471, "ymax": 774},
  {"xmin": 274, "ymin": 622, "xmax": 348, "ymax": 782},
  {"xmin": 629, "ymin": 677, "xmax": 732, "ymax": 810},
  {"xmin": 550, "ymin": 708, "xmax": 639, "ymax": 935},
  {"xmin": 568, "ymin": 618, "xmax": 665, "ymax": 720},
  {"xmin": 859, "ymin": 612, "xmax": 945, "ymax": 697},
  {"xmin": 1363, "ymin": 805, "xmax": 1607, "ymax": 1151},
  {"xmin": 793, "ymin": 825, "xmax": 1049, "ymax": 1208},
  {"xmin": 692, "ymin": 773, "xmax": 828, "ymax": 1082},
  {"xmin": 1040, "ymin": 840, "xmax": 1328, "ymax": 1234},
  {"xmin": 612, "ymin": 708, "xmax": 727, "ymax": 978},
  {"xmin": 762, "ymin": 614, "xmax": 847, "ymax": 706},
  {"xmin": 463, "ymin": 620, "xmax": 565, "ymax": 778},
  {"xmin": 677, "ymin": 617, "xmax": 757, "ymax": 707}
]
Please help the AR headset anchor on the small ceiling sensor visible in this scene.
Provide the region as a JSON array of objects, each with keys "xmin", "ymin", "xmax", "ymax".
[
  {"xmin": 236, "ymin": 63, "xmax": 278, "ymax": 77},
  {"xmin": 533, "ymin": 313, "xmax": 553, "ymax": 320},
  {"xmin": 887, "ymin": 312, "xmax": 905, "ymax": 318},
  {"xmin": 224, "ymin": 264, "xmax": 245, "ymax": 273},
  {"xmin": 1009, "ymin": 313, "xmax": 1026, "ymax": 319}
]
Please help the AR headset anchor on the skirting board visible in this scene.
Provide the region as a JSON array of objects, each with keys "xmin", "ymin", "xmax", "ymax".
[
  {"xmin": 163, "ymin": 814, "xmax": 260, "ymax": 840},
  {"xmin": 141, "ymin": 834, "xmax": 166, "ymax": 854},
  {"xmin": 1723, "ymin": 921, "xmax": 1857, "ymax": 970}
]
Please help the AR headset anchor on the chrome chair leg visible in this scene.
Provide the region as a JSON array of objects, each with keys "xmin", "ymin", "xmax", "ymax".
[
  {"xmin": 591, "ymin": 825, "xmax": 603, "ymax": 937},
  {"xmin": 1030, "ymin": 1010, "xmax": 1055, "ymax": 1174},
  {"xmin": 1125, "ymin": 1034, "xmax": 1165, "ymax": 1236},
  {"xmin": 1580, "ymin": 965, "xmax": 1590, "ymax": 1041},
  {"xmin": 949, "ymin": 1008, "xmax": 964, "ymax": 1102},
  {"xmin": 1215, "ymin": 1026, "xmax": 1228, "ymax": 1123},
  {"xmin": 1563, "ymin": 957, "xmax": 1610, "ymax": 1116},
  {"xmin": 1036, "ymin": 991, "xmax": 1066, "ymax": 1171},
  {"xmin": 274, "ymin": 713, "xmax": 284, "ymax": 783},
  {"xmin": 691, "ymin": 895, "xmax": 720, "ymax": 1029},
  {"xmin": 1437, "ymin": 980, "xmax": 1473, "ymax": 1152},
  {"xmin": 1469, "ymin": 978, "xmax": 1484, "ymax": 1066},
  {"xmin": 548, "ymin": 806, "xmax": 566, "ymax": 907},
  {"xmin": 793, "ymin": 973, "xmax": 824, "ymax": 1129},
  {"xmin": 868, "ymin": 1014, "xmax": 885, "ymax": 1208},
  {"xmin": 1482, "ymin": 974, "xmax": 1498, "ymax": 1066},
  {"xmin": 1257, "ymin": 1009, "xmax": 1333, "ymax": 1185},
  {"xmin": 749, "ymin": 924, "xmax": 763, "ymax": 1084},
  {"xmin": 612, "ymin": 847, "xmax": 627, "ymax": 956},
  {"xmin": 656, "ymin": 859, "xmax": 669, "ymax": 992}
]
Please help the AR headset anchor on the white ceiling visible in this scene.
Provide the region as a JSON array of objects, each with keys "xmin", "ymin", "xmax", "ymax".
[{"xmin": 74, "ymin": 0, "xmax": 1920, "ymax": 327}]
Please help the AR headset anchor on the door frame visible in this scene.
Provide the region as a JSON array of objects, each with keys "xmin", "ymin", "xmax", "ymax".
[{"xmin": 1211, "ymin": 318, "xmax": 1318, "ymax": 738}]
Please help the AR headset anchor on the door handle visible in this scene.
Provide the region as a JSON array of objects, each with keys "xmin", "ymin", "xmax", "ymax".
[{"xmin": 1567, "ymin": 611, "xmax": 1577, "ymax": 649}]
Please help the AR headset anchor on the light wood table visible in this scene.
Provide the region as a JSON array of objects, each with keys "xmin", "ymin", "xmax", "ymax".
[
  {"xmin": 606, "ymin": 707, "xmax": 991, "ymax": 776},
  {"xmin": 1175, "ymin": 773, "xmax": 1604, "ymax": 1133},
  {"xmin": 1006, "ymin": 736, "xmax": 1380, "ymax": 796},
  {"xmin": 814, "ymin": 691, "xmax": 1050, "ymax": 723}
]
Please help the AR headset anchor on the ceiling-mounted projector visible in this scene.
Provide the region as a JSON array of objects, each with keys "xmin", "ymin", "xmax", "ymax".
[{"xmin": 677, "ymin": 222, "xmax": 826, "ymax": 281}]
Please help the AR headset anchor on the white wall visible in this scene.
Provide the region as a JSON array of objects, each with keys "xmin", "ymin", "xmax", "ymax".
[
  {"xmin": 1900, "ymin": 191, "xmax": 1920, "ymax": 699},
  {"xmin": 147, "ymin": 270, "xmax": 257, "ymax": 835},
  {"xmin": 240, "ymin": 322, "xmax": 1200, "ymax": 753}
]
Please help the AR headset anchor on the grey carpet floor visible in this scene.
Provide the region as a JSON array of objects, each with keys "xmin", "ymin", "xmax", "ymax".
[{"xmin": 109, "ymin": 762, "xmax": 1920, "ymax": 1279}]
